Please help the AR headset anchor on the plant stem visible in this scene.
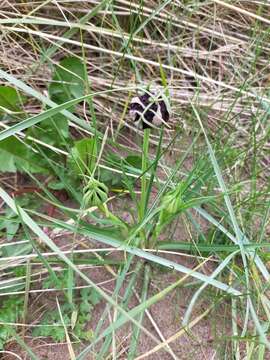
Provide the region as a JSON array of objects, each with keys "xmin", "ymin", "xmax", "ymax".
[
  {"xmin": 127, "ymin": 263, "xmax": 151, "ymax": 360},
  {"xmin": 139, "ymin": 128, "xmax": 150, "ymax": 246}
]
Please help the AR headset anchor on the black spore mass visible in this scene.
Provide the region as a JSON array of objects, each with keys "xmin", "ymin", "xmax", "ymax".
[{"xmin": 129, "ymin": 91, "xmax": 169, "ymax": 129}]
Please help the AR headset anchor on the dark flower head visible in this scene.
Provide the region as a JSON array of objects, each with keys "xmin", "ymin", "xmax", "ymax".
[{"xmin": 129, "ymin": 91, "xmax": 170, "ymax": 129}]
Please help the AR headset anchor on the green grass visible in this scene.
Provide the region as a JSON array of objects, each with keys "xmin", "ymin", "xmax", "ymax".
[{"xmin": 0, "ymin": 1, "xmax": 270, "ymax": 359}]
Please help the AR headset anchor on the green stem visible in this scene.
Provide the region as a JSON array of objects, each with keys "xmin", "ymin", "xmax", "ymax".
[
  {"xmin": 96, "ymin": 261, "xmax": 143, "ymax": 359},
  {"xmin": 127, "ymin": 264, "xmax": 151, "ymax": 360},
  {"xmin": 139, "ymin": 129, "xmax": 150, "ymax": 245}
]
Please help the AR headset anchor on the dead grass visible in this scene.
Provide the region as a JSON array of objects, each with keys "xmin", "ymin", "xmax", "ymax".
[{"xmin": 1, "ymin": 1, "xmax": 270, "ymax": 359}]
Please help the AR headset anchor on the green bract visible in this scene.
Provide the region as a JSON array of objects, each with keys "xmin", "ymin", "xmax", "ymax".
[
  {"xmin": 161, "ymin": 183, "xmax": 184, "ymax": 215},
  {"xmin": 83, "ymin": 178, "xmax": 108, "ymax": 208}
]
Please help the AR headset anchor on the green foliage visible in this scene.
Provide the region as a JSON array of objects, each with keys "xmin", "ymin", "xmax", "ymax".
[
  {"xmin": 33, "ymin": 309, "xmax": 67, "ymax": 342},
  {"xmin": 0, "ymin": 261, "xmax": 30, "ymax": 295},
  {"xmin": 0, "ymin": 296, "xmax": 24, "ymax": 350},
  {"xmin": 68, "ymin": 137, "xmax": 98, "ymax": 176},
  {"xmin": 99, "ymin": 153, "xmax": 142, "ymax": 189},
  {"xmin": 27, "ymin": 56, "xmax": 86, "ymax": 145},
  {"xmin": 99, "ymin": 153, "xmax": 124, "ymax": 187},
  {"xmin": 0, "ymin": 87, "xmax": 45, "ymax": 173},
  {"xmin": 32, "ymin": 287, "xmax": 102, "ymax": 342},
  {"xmin": 99, "ymin": 168, "xmax": 123, "ymax": 187},
  {"xmin": 0, "ymin": 57, "xmax": 97, "ymax": 199},
  {"xmin": 0, "ymin": 195, "xmax": 37, "ymax": 242},
  {"xmin": 124, "ymin": 155, "xmax": 142, "ymax": 169},
  {"xmin": 0, "ymin": 206, "xmax": 20, "ymax": 241},
  {"xmin": 47, "ymin": 56, "xmax": 86, "ymax": 140},
  {"xmin": 0, "ymin": 217, "xmax": 19, "ymax": 241},
  {"xmin": 0, "ymin": 136, "xmax": 48, "ymax": 173},
  {"xmin": 1, "ymin": 5, "xmax": 270, "ymax": 359},
  {"xmin": 42, "ymin": 269, "xmax": 69, "ymax": 290},
  {"xmin": 0, "ymin": 240, "xmax": 32, "ymax": 260},
  {"xmin": 49, "ymin": 57, "xmax": 86, "ymax": 104},
  {"xmin": 83, "ymin": 178, "xmax": 108, "ymax": 208},
  {"xmin": 152, "ymin": 180, "xmax": 216, "ymax": 242},
  {"xmin": 0, "ymin": 86, "xmax": 25, "ymax": 115},
  {"xmin": 0, "ymin": 57, "xmax": 139, "ymax": 196}
]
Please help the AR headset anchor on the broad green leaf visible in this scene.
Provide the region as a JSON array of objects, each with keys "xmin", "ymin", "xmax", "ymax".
[
  {"xmin": 27, "ymin": 57, "xmax": 86, "ymax": 143},
  {"xmin": 0, "ymin": 86, "xmax": 25, "ymax": 114},
  {"xmin": 0, "ymin": 241, "xmax": 31, "ymax": 258},
  {"xmin": 27, "ymin": 114, "xmax": 69, "ymax": 142},
  {"xmin": 0, "ymin": 152, "xmax": 16, "ymax": 172},
  {"xmin": 49, "ymin": 57, "xmax": 86, "ymax": 139},
  {"xmin": 49, "ymin": 57, "xmax": 85, "ymax": 103},
  {"xmin": 99, "ymin": 168, "xmax": 123, "ymax": 187},
  {"xmin": 0, "ymin": 136, "xmax": 48, "ymax": 173},
  {"xmin": 69, "ymin": 137, "xmax": 97, "ymax": 175},
  {"xmin": 5, "ymin": 220, "xmax": 20, "ymax": 241},
  {"xmin": 125, "ymin": 155, "xmax": 142, "ymax": 169}
]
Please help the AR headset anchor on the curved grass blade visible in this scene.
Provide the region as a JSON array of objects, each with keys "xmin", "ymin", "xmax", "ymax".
[
  {"xmin": 44, "ymin": 216, "xmax": 241, "ymax": 296},
  {"xmin": 0, "ymin": 78, "xmax": 136, "ymax": 142},
  {"xmin": 0, "ymin": 186, "xmax": 163, "ymax": 350}
]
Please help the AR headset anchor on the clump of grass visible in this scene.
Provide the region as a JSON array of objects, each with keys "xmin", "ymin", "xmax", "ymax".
[{"xmin": 0, "ymin": 1, "xmax": 270, "ymax": 359}]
